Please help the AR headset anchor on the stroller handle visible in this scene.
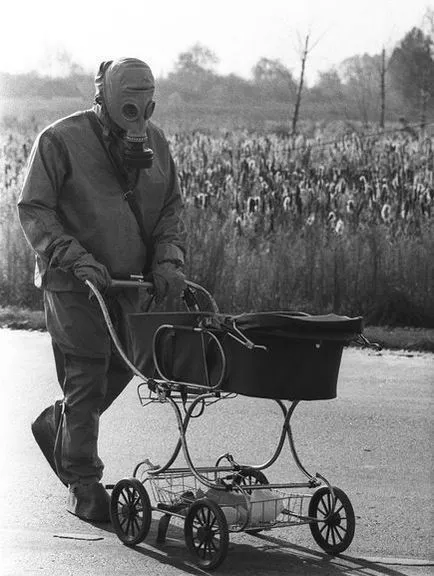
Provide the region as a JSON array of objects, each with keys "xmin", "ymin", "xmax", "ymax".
[
  {"xmin": 84, "ymin": 276, "xmax": 220, "ymax": 381},
  {"xmin": 104, "ymin": 276, "xmax": 219, "ymax": 313},
  {"xmin": 111, "ymin": 275, "xmax": 153, "ymax": 289}
]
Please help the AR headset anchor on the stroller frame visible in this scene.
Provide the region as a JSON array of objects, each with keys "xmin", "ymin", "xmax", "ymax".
[{"xmin": 88, "ymin": 278, "xmax": 373, "ymax": 570}]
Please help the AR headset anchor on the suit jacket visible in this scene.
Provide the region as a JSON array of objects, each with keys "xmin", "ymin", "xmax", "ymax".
[{"xmin": 18, "ymin": 110, "xmax": 185, "ymax": 291}]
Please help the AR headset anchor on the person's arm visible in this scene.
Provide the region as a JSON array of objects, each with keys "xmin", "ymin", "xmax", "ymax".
[
  {"xmin": 150, "ymin": 151, "xmax": 187, "ymax": 302},
  {"xmin": 18, "ymin": 128, "xmax": 111, "ymax": 288},
  {"xmin": 151, "ymin": 153, "xmax": 186, "ymax": 266}
]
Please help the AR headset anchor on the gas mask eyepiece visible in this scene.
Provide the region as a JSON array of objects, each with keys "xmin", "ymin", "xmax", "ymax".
[{"xmin": 121, "ymin": 99, "xmax": 155, "ymax": 123}]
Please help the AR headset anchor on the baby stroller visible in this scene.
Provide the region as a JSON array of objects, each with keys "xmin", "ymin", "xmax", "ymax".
[{"xmin": 88, "ymin": 277, "xmax": 376, "ymax": 570}]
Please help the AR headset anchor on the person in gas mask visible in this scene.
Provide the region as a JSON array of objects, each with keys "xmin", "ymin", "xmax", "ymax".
[{"xmin": 18, "ymin": 57, "xmax": 186, "ymax": 522}]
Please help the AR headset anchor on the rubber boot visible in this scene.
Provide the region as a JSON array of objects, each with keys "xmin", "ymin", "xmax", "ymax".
[
  {"xmin": 66, "ymin": 482, "xmax": 111, "ymax": 522},
  {"xmin": 31, "ymin": 401, "xmax": 66, "ymax": 486}
]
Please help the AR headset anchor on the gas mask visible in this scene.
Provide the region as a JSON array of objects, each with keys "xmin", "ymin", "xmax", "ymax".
[{"xmin": 95, "ymin": 58, "xmax": 156, "ymax": 169}]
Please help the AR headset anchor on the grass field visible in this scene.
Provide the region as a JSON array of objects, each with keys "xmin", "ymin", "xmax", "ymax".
[{"xmin": 1, "ymin": 109, "xmax": 433, "ymax": 329}]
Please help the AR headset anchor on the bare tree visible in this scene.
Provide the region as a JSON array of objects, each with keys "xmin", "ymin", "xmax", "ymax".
[
  {"xmin": 291, "ymin": 34, "xmax": 309, "ymax": 135},
  {"xmin": 421, "ymin": 7, "xmax": 434, "ymax": 40},
  {"xmin": 252, "ymin": 57, "xmax": 297, "ymax": 102},
  {"xmin": 291, "ymin": 31, "xmax": 322, "ymax": 135},
  {"xmin": 340, "ymin": 54, "xmax": 380, "ymax": 126}
]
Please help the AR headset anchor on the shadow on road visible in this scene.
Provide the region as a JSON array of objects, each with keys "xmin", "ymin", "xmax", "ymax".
[{"xmin": 87, "ymin": 518, "xmax": 413, "ymax": 576}]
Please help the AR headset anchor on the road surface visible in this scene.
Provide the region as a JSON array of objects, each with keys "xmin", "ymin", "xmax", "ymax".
[{"xmin": 0, "ymin": 329, "xmax": 432, "ymax": 575}]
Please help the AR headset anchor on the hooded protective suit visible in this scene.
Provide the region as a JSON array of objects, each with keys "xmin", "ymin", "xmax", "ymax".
[
  {"xmin": 18, "ymin": 58, "xmax": 186, "ymax": 510},
  {"xmin": 19, "ymin": 59, "xmax": 185, "ymax": 291}
]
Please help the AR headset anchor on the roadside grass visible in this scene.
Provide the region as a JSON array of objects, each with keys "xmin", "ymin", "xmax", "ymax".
[
  {"xmin": 0, "ymin": 306, "xmax": 45, "ymax": 331},
  {"xmin": 1, "ymin": 306, "xmax": 433, "ymax": 353},
  {"xmin": 362, "ymin": 326, "xmax": 434, "ymax": 353}
]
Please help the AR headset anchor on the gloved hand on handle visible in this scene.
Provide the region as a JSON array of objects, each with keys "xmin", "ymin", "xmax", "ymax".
[
  {"xmin": 151, "ymin": 261, "xmax": 186, "ymax": 304},
  {"xmin": 72, "ymin": 254, "xmax": 112, "ymax": 291}
]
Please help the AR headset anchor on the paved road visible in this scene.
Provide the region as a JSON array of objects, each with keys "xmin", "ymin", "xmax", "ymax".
[{"xmin": 0, "ymin": 329, "xmax": 432, "ymax": 575}]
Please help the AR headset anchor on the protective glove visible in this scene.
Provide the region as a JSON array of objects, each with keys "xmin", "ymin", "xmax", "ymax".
[
  {"xmin": 151, "ymin": 261, "xmax": 186, "ymax": 304},
  {"xmin": 72, "ymin": 254, "xmax": 112, "ymax": 291}
]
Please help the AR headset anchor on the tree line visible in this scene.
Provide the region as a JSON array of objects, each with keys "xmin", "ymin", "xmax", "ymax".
[{"xmin": 1, "ymin": 17, "xmax": 433, "ymax": 131}]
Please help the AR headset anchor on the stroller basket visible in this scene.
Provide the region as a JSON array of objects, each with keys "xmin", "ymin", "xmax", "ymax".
[
  {"xmin": 126, "ymin": 311, "xmax": 363, "ymax": 401},
  {"xmin": 146, "ymin": 468, "xmax": 312, "ymax": 530}
]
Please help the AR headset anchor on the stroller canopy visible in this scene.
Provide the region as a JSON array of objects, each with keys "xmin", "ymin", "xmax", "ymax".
[{"xmin": 228, "ymin": 312, "xmax": 364, "ymax": 342}]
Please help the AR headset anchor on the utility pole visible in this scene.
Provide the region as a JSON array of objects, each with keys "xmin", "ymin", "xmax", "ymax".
[
  {"xmin": 380, "ymin": 47, "xmax": 386, "ymax": 129},
  {"xmin": 420, "ymin": 73, "xmax": 428, "ymax": 133}
]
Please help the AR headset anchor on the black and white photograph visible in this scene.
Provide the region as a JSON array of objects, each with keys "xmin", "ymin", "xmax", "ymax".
[{"xmin": 0, "ymin": 1, "xmax": 433, "ymax": 574}]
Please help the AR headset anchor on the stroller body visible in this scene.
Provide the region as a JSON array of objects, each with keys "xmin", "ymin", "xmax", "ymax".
[{"xmin": 90, "ymin": 279, "xmax": 371, "ymax": 570}]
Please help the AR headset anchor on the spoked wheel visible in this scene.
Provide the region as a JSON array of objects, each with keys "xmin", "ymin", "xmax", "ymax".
[
  {"xmin": 233, "ymin": 467, "xmax": 269, "ymax": 492},
  {"xmin": 234, "ymin": 468, "xmax": 269, "ymax": 534},
  {"xmin": 184, "ymin": 498, "xmax": 229, "ymax": 570},
  {"xmin": 110, "ymin": 478, "xmax": 152, "ymax": 547},
  {"xmin": 308, "ymin": 486, "xmax": 355, "ymax": 555}
]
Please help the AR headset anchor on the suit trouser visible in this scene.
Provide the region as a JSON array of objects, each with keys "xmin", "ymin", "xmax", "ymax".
[{"xmin": 43, "ymin": 289, "xmax": 139, "ymax": 486}]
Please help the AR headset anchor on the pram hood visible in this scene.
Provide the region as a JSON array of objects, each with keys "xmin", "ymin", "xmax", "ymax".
[{"xmin": 228, "ymin": 312, "xmax": 363, "ymax": 342}]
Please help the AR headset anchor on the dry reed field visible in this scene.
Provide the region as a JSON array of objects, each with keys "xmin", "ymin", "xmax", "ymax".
[{"xmin": 1, "ymin": 119, "xmax": 433, "ymax": 328}]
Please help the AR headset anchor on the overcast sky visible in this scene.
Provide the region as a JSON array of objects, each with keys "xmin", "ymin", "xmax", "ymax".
[{"xmin": 0, "ymin": 0, "xmax": 431, "ymax": 84}]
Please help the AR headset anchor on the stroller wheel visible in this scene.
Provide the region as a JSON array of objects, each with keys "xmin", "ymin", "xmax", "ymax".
[
  {"xmin": 110, "ymin": 478, "xmax": 152, "ymax": 547},
  {"xmin": 234, "ymin": 468, "xmax": 269, "ymax": 534},
  {"xmin": 308, "ymin": 486, "xmax": 355, "ymax": 555},
  {"xmin": 233, "ymin": 467, "xmax": 269, "ymax": 493},
  {"xmin": 184, "ymin": 498, "xmax": 229, "ymax": 570}
]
